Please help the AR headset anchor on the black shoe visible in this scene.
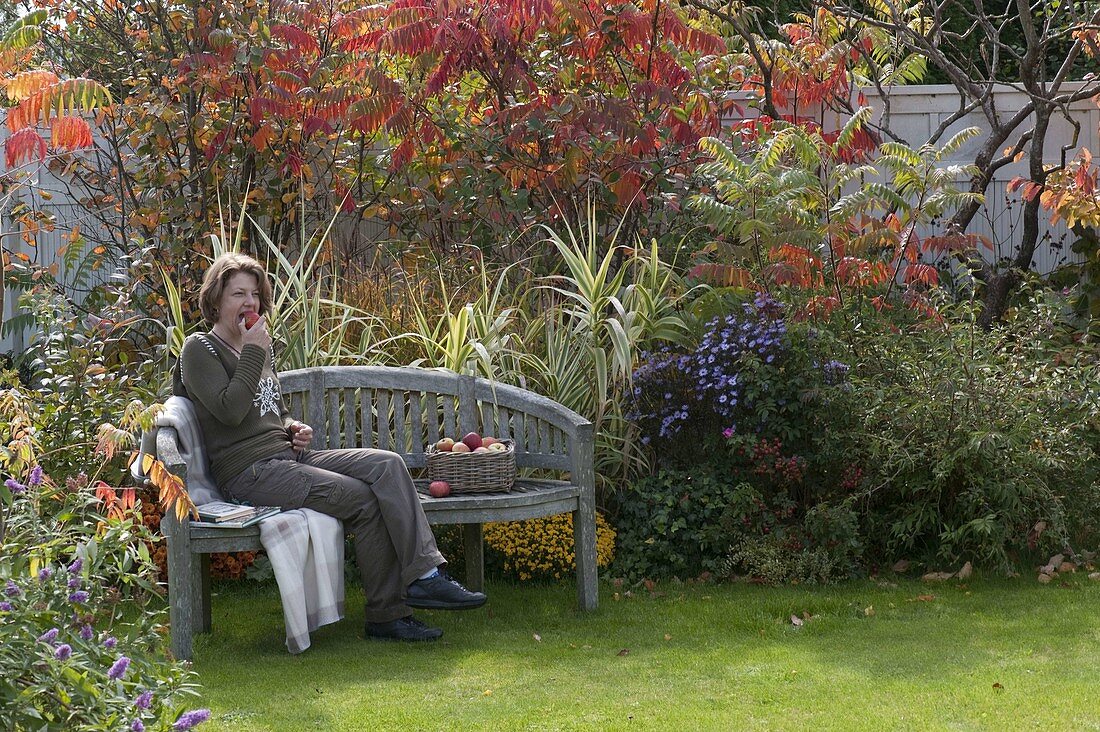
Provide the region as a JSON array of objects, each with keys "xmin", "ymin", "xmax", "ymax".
[
  {"xmin": 364, "ymin": 615, "xmax": 443, "ymax": 642},
  {"xmin": 406, "ymin": 571, "xmax": 487, "ymax": 610}
]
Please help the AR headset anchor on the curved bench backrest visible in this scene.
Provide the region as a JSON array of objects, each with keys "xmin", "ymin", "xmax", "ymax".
[{"xmin": 278, "ymin": 366, "xmax": 592, "ymax": 471}]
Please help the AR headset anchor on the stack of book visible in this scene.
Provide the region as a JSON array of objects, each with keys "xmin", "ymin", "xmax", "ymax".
[{"xmin": 193, "ymin": 501, "xmax": 281, "ymax": 528}]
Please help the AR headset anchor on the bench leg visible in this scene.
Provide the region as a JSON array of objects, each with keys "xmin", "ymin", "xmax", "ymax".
[
  {"xmin": 165, "ymin": 530, "xmax": 194, "ymax": 661},
  {"xmin": 574, "ymin": 503, "xmax": 598, "ymax": 611},
  {"xmin": 462, "ymin": 523, "xmax": 484, "ymax": 592}
]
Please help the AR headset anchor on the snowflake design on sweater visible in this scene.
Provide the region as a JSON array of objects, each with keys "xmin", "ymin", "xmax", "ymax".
[{"xmin": 254, "ymin": 377, "xmax": 281, "ymax": 417}]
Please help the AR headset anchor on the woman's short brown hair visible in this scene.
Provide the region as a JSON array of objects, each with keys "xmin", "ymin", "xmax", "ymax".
[{"xmin": 198, "ymin": 252, "xmax": 274, "ymax": 326}]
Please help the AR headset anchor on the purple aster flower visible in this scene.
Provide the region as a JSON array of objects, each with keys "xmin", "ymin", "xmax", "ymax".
[
  {"xmin": 69, "ymin": 590, "xmax": 90, "ymax": 604},
  {"xmin": 4, "ymin": 478, "xmax": 25, "ymax": 494},
  {"xmin": 38, "ymin": 628, "xmax": 59, "ymax": 644},
  {"xmin": 107, "ymin": 655, "xmax": 131, "ymax": 680},
  {"xmin": 131, "ymin": 721, "xmax": 146, "ymax": 732},
  {"xmin": 38, "ymin": 567, "xmax": 53, "ymax": 581},
  {"xmin": 54, "ymin": 644, "xmax": 72, "ymax": 661},
  {"xmin": 173, "ymin": 709, "xmax": 211, "ymax": 730},
  {"xmin": 4, "ymin": 580, "xmax": 20, "ymax": 598},
  {"xmin": 103, "ymin": 636, "xmax": 117, "ymax": 650},
  {"xmin": 80, "ymin": 624, "xmax": 94, "ymax": 640},
  {"xmin": 67, "ymin": 558, "xmax": 83, "ymax": 575},
  {"xmin": 134, "ymin": 690, "xmax": 154, "ymax": 709},
  {"xmin": 28, "ymin": 465, "xmax": 43, "ymax": 486}
]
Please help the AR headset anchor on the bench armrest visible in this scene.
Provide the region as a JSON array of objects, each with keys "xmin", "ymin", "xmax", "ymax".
[{"xmin": 155, "ymin": 426, "xmax": 191, "ymax": 534}]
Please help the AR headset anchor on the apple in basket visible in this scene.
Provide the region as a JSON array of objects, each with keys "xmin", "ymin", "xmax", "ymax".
[
  {"xmin": 482, "ymin": 436, "xmax": 499, "ymax": 447},
  {"xmin": 473, "ymin": 446, "xmax": 490, "ymax": 453},
  {"xmin": 487, "ymin": 442, "xmax": 508, "ymax": 453},
  {"xmin": 429, "ymin": 480, "xmax": 451, "ymax": 498},
  {"xmin": 434, "ymin": 437, "xmax": 455, "ymax": 452},
  {"xmin": 451, "ymin": 442, "xmax": 471, "ymax": 453},
  {"xmin": 462, "ymin": 432, "xmax": 483, "ymax": 450}
]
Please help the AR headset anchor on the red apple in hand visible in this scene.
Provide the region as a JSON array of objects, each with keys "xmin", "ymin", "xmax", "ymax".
[
  {"xmin": 242, "ymin": 311, "xmax": 260, "ymax": 329},
  {"xmin": 429, "ymin": 480, "xmax": 451, "ymax": 498}
]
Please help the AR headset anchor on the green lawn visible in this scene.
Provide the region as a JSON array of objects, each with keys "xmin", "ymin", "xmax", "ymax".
[{"xmin": 190, "ymin": 574, "xmax": 1100, "ymax": 731}]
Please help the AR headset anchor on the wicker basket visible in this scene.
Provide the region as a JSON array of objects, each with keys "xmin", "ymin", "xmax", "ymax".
[{"xmin": 426, "ymin": 440, "xmax": 516, "ymax": 494}]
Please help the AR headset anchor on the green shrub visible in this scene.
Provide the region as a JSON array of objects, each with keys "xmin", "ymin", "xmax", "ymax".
[
  {"xmin": 723, "ymin": 501, "xmax": 863, "ymax": 585},
  {"xmin": 613, "ymin": 466, "xmax": 748, "ymax": 581},
  {"xmin": 848, "ymin": 291, "xmax": 1100, "ymax": 570},
  {"xmin": 1, "ymin": 468, "xmax": 208, "ymax": 731},
  {"xmin": 618, "ymin": 294, "xmax": 865, "ymax": 582}
]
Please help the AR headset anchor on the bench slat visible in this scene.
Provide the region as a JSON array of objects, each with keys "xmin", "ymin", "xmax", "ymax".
[
  {"xmin": 442, "ymin": 394, "xmax": 457, "ymax": 440},
  {"xmin": 393, "ymin": 390, "xmax": 407, "ymax": 454},
  {"xmin": 376, "ymin": 389, "xmax": 391, "ymax": 451},
  {"xmin": 360, "ymin": 388, "xmax": 373, "ymax": 451},
  {"xmin": 409, "ymin": 391, "xmax": 424, "ymax": 453}
]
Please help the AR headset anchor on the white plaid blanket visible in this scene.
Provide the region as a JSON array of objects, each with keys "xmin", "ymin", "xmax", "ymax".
[
  {"xmin": 258, "ymin": 509, "xmax": 345, "ymax": 654},
  {"xmin": 147, "ymin": 396, "xmax": 345, "ymax": 654}
]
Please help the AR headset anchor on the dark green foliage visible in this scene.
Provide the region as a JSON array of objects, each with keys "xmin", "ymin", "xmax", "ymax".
[
  {"xmin": 848, "ymin": 291, "xmax": 1100, "ymax": 570},
  {"xmin": 613, "ymin": 466, "xmax": 747, "ymax": 581}
]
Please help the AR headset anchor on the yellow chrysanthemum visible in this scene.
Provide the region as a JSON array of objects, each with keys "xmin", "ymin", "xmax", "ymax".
[{"xmin": 484, "ymin": 513, "xmax": 615, "ymax": 583}]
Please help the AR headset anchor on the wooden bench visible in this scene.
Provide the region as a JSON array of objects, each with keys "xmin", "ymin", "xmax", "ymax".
[{"xmin": 157, "ymin": 365, "xmax": 597, "ymax": 660}]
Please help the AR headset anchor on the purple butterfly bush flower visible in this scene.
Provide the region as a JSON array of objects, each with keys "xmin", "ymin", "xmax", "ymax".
[
  {"xmin": 4, "ymin": 477, "xmax": 26, "ymax": 495},
  {"xmin": 4, "ymin": 580, "xmax": 20, "ymax": 598},
  {"xmin": 38, "ymin": 628, "xmax": 59, "ymax": 644},
  {"xmin": 54, "ymin": 644, "xmax": 72, "ymax": 661},
  {"xmin": 131, "ymin": 721, "xmax": 145, "ymax": 732},
  {"xmin": 67, "ymin": 558, "xmax": 83, "ymax": 574},
  {"xmin": 134, "ymin": 690, "xmax": 154, "ymax": 709},
  {"xmin": 103, "ymin": 636, "xmax": 118, "ymax": 650},
  {"xmin": 68, "ymin": 576, "xmax": 82, "ymax": 590},
  {"xmin": 0, "ymin": 601, "xmax": 12, "ymax": 612},
  {"xmin": 823, "ymin": 359, "xmax": 851, "ymax": 385},
  {"xmin": 29, "ymin": 465, "xmax": 43, "ymax": 486},
  {"xmin": 80, "ymin": 624, "xmax": 95, "ymax": 641},
  {"xmin": 107, "ymin": 655, "xmax": 131, "ymax": 680},
  {"xmin": 69, "ymin": 590, "xmax": 90, "ymax": 604},
  {"xmin": 38, "ymin": 567, "xmax": 53, "ymax": 581},
  {"xmin": 173, "ymin": 709, "xmax": 211, "ymax": 730}
]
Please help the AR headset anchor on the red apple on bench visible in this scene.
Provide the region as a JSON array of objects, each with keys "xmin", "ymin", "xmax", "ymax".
[{"xmin": 429, "ymin": 480, "xmax": 451, "ymax": 498}]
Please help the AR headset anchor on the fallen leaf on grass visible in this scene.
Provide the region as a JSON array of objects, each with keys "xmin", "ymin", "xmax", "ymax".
[
  {"xmin": 992, "ymin": 682, "xmax": 1003, "ymax": 690},
  {"xmin": 864, "ymin": 605, "xmax": 875, "ymax": 617},
  {"xmin": 916, "ymin": 594, "xmax": 936, "ymax": 602},
  {"xmin": 1037, "ymin": 573, "xmax": 1053, "ymax": 584},
  {"xmin": 617, "ymin": 648, "xmax": 630, "ymax": 656},
  {"xmin": 482, "ymin": 689, "xmax": 492, "ymax": 696},
  {"xmin": 643, "ymin": 579, "xmax": 656, "ymax": 592},
  {"xmin": 664, "ymin": 634, "xmax": 672, "ymax": 641},
  {"xmin": 892, "ymin": 559, "xmax": 911, "ymax": 573},
  {"xmin": 922, "ymin": 571, "xmax": 954, "ymax": 582},
  {"xmin": 1058, "ymin": 561, "xmax": 1076, "ymax": 573},
  {"xmin": 790, "ymin": 614, "xmax": 804, "ymax": 627},
  {"xmin": 1089, "ymin": 572, "xmax": 1100, "ymax": 581},
  {"xmin": 533, "ymin": 633, "xmax": 541, "ymax": 643}
]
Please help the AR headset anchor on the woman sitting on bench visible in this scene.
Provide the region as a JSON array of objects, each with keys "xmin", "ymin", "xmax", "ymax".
[{"xmin": 173, "ymin": 252, "xmax": 485, "ymax": 642}]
